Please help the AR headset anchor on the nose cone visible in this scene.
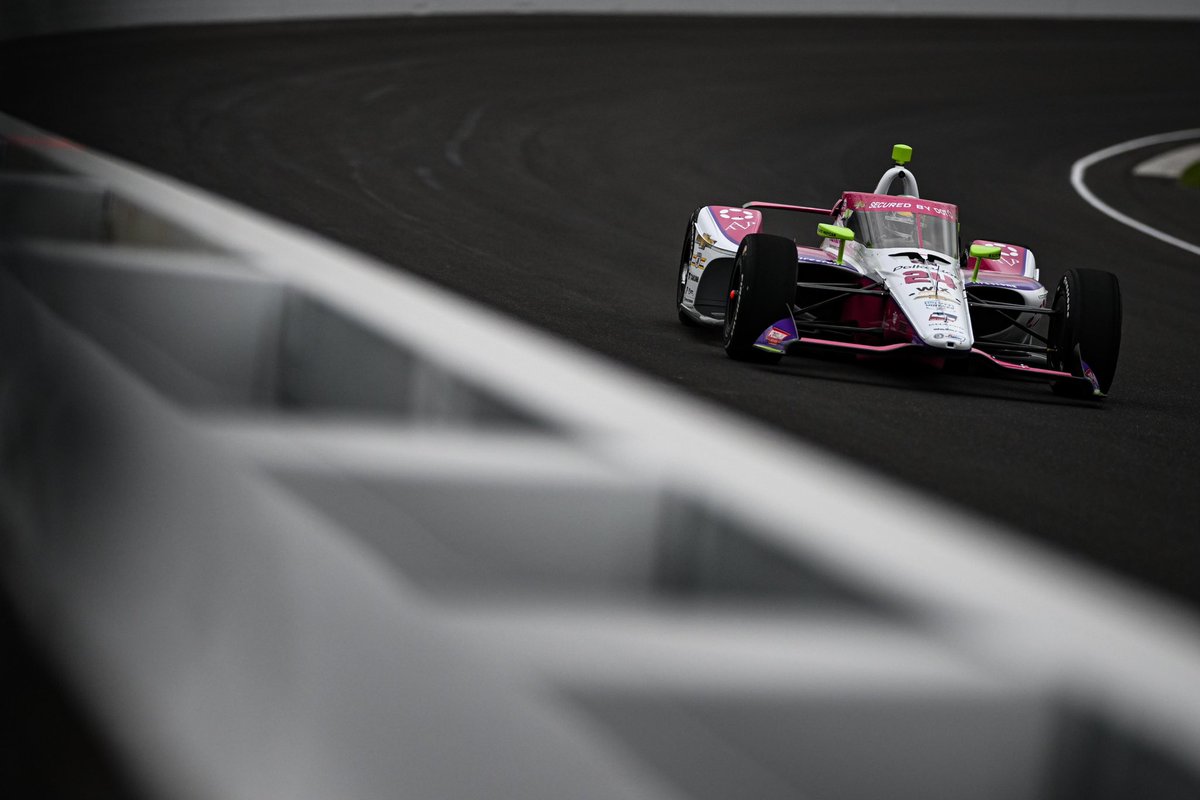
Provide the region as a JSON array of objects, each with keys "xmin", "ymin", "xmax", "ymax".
[
  {"xmin": 886, "ymin": 276, "xmax": 971, "ymax": 350},
  {"xmin": 869, "ymin": 247, "xmax": 973, "ymax": 350}
]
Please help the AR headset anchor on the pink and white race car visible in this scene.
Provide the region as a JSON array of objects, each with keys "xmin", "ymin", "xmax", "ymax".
[{"xmin": 675, "ymin": 145, "xmax": 1122, "ymax": 398}]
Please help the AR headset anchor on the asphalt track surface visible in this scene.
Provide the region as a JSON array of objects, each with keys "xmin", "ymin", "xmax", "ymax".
[{"xmin": 3, "ymin": 16, "xmax": 1200, "ymax": 613}]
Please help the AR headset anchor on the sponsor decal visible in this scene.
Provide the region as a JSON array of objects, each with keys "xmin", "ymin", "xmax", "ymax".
[
  {"xmin": 717, "ymin": 207, "xmax": 757, "ymax": 233},
  {"xmin": 928, "ymin": 311, "xmax": 958, "ymax": 323},
  {"xmin": 974, "ymin": 240, "xmax": 1025, "ymax": 272},
  {"xmin": 765, "ymin": 327, "xmax": 791, "ymax": 345},
  {"xmin": 843, "ymin": 192, "xmax": 958, "ymax": 221},
  {"xmin": 1081, "ymin": 356, "xmax": 1101, "ymax": 393},
  {"xmin": 911, "ymin": 289, "xmax": 962, "ymax": 305},
  {"xmin": 977, "ymin": 241, "xmax": 1022, "ymax": 259},
  {"xmin": 709, "ymin": 206, "xmax": 761, "ymax": 242},
  {"xmin": 896, "ymin": 263, "xmax": 955, "ymax": 278},
  {"xmin": 903, "ymin": 269, "xmax": 957, "ymax": 290},
  {"xmin": 927, "ymin": 321, "xmax": 962, "ymax": 334},
  {"xmin": 866, "ymin": 200, "xmax": 956, "ymax": 219}
]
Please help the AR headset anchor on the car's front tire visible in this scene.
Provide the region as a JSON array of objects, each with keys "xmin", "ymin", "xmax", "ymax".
[
  {"xmin": 723, "ymin": 233, "xmax": 797, "ymax": 364},
  {"xmin": 1048, "ymin": 268, "xmax": 1122, "ymax": 397},
  {"xmin": 676, "ymin": 210, "xmax": 700, "ymax": 326}
]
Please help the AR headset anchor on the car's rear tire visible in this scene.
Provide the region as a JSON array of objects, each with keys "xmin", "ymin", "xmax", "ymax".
[
  {"xmin": 1048, "ymin": 268, "xmax": 1122, "ymax": 397},
  {"xmin": 723, "ymin": 233, "xmax": 797, "ymax": 364},
  {"xmin": 676, "ymin": 211, "xmax": 701, "ymax": 326}
]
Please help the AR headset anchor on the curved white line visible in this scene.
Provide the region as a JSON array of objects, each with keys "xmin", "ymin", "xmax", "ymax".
[{"xmin": 1070, "ymin": 128, "xmax": 1200, "ymax": 258}]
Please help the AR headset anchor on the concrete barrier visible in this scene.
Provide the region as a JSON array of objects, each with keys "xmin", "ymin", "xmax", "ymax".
[
  {"xmin": 2, "ymin": 0, "xmax": 1198, "ymax": 39},
  {"xmin": 5, "ymin": 39, "xmax": 1200, "ymax": 800}
]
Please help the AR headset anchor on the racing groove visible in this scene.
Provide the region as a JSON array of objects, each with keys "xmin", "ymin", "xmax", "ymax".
[{"xmin": 2, "ymin": 16, "xmax": 1199, "ymax": 609}]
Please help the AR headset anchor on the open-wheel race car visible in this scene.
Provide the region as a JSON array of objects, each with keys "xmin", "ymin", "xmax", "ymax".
[{"xmin": 675, "ymin": 145, "xmax": 1122, "ymax": 398}]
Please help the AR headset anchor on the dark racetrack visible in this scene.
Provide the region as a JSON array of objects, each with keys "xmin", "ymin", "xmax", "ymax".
[{"xmin": 3, "ymin": 15, "xmax": 1199, "ymax": 610}]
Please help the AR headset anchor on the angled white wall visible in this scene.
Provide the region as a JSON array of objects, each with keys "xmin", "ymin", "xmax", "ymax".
[{"xmin": 5, "ymin": 104, "xmax": 1200, "ymax": 800}]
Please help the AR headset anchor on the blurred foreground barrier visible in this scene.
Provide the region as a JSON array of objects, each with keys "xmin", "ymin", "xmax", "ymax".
[
  {"xmin": 3, "ymin": 0, "xmax": 1200, "ymax": 39},
  {"xmin": 4, "ymin": 112, "xmax": 1200, "ymax": 800}
]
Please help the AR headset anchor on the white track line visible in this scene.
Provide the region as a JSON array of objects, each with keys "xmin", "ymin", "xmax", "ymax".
[{"xmin": 1070, "ymin": 128, "xmax": 1200, "ymax": 258}]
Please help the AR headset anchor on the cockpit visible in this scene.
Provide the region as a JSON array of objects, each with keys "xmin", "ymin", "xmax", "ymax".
[{"xmin": 844, "ymin": 207, "xmax": 958, "ymax": 253}]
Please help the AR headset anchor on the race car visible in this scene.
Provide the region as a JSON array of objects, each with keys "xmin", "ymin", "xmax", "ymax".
[{"xmin": 675, "ymin": 144, "xmax": 1122, "ymax": 398}]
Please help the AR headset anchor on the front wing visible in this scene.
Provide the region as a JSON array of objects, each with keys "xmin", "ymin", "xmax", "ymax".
[{"xmin": 752, "ymin": 317, "xmax": 1098, "ymax": 395}]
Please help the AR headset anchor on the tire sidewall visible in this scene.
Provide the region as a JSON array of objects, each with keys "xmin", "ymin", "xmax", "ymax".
[
  {"xmin": 676, "ymin": 211, "xmax": 699, "ymax": 324},
  {"xmin": 723, "ymin": 233, "xmax": 797, "ymax": 361},
  {"xmin": 1050, "ymin": 268, "xmax": 1122, "ymax": 395}
]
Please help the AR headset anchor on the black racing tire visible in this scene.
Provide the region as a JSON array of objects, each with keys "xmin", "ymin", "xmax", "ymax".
[
  {"xmin": 723, "ymin": 233, "xmax": 797, "ymax": 364},
  {"xmin": 1048, "ymin": 268, "xmax": 1122, "ymax": 397},
  {"xmin": 676, "ymin": 210, "xmax": 701, "ymax": 326}
]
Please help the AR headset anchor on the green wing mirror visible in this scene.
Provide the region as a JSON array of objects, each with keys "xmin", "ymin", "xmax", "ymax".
[
  {"xmin": 968, "ymin": 243, "xmax": 1002, "ymax": 282},
  {"xmin": 818, "ymin": 223, "xmax": 855, "ymax": 265}
]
